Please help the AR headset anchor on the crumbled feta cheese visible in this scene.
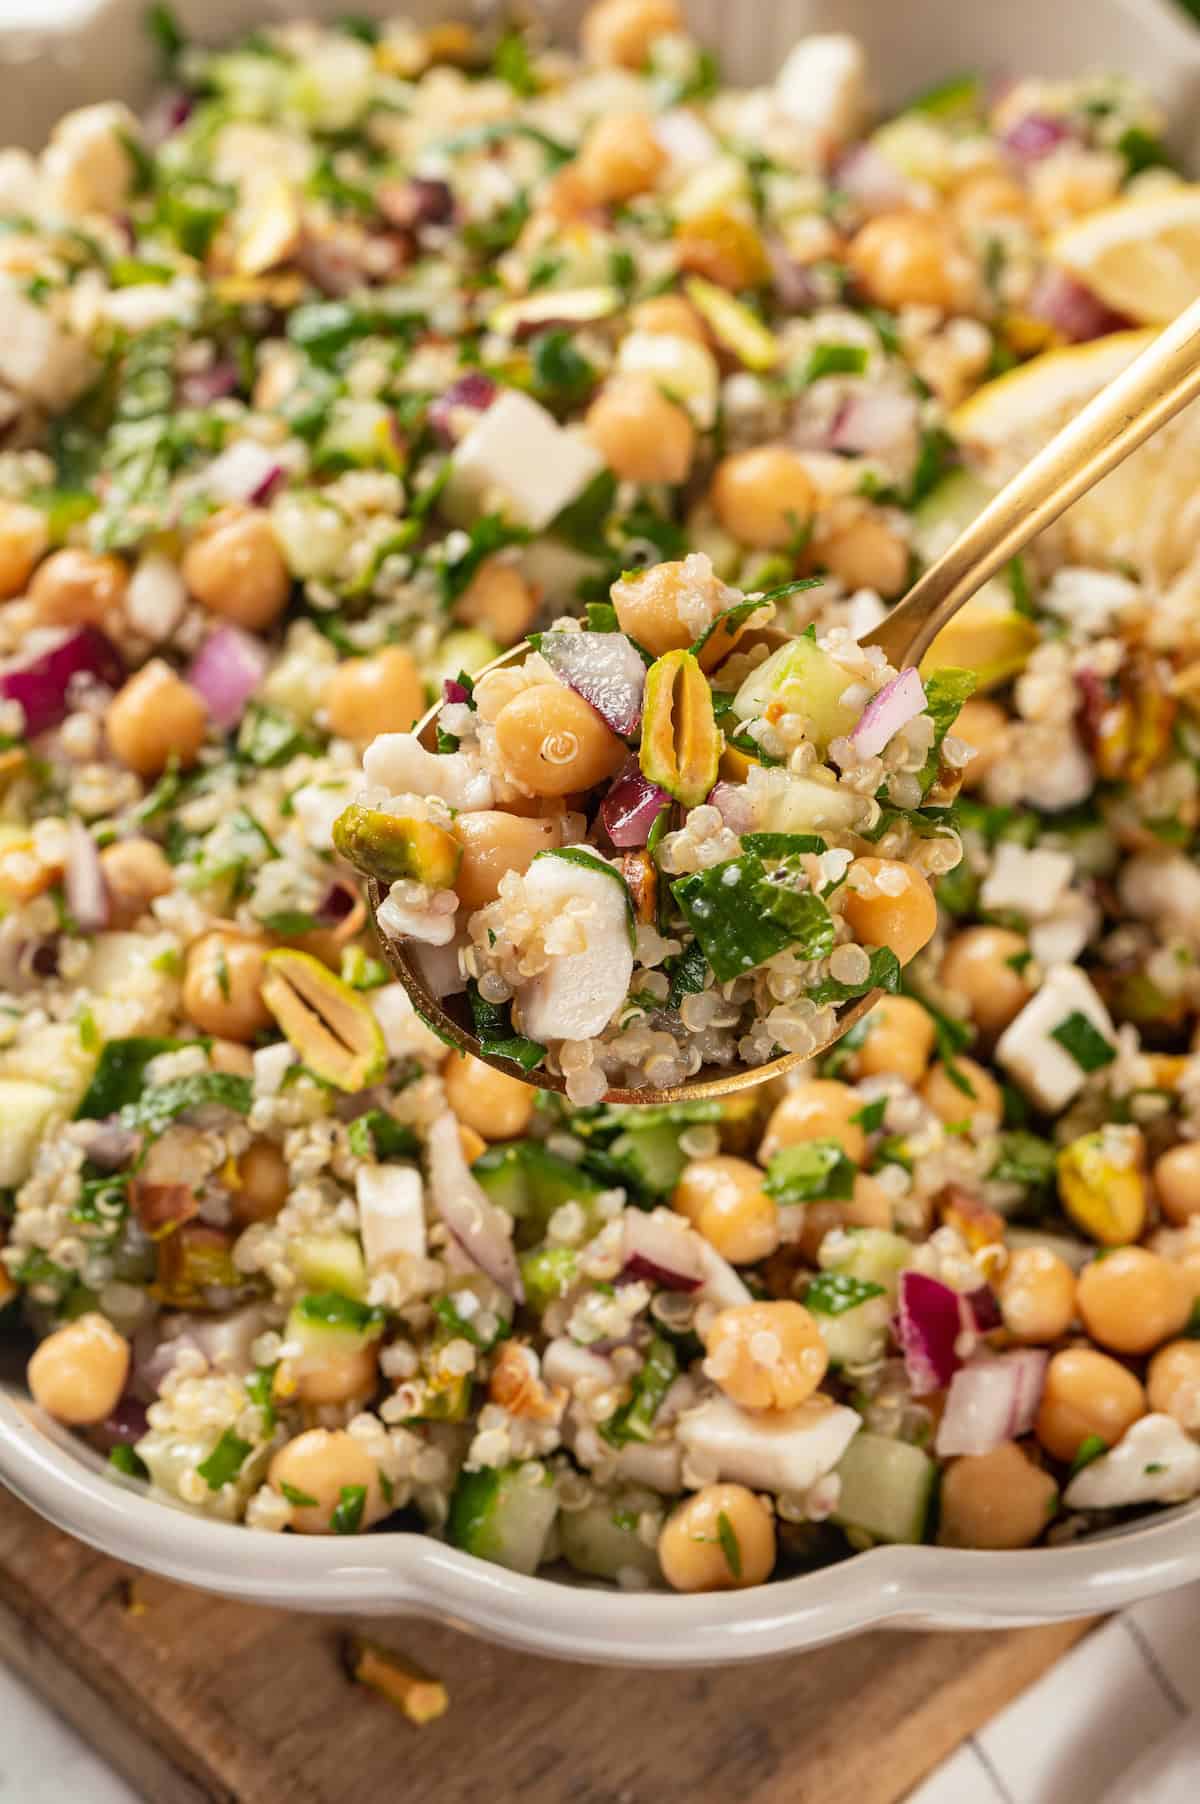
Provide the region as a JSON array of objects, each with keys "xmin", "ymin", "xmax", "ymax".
[
  {"xmin": 370, "ymin": 983, "xmax": 451, "ymax": 1063},
  {"xmin": 291, "ymin": 777, "xmax": 358, "ymax": 851},
  {"xmin": 775, "ymin": 34, "xmax": 868, "ymax": 146},
  {"xmin": 0, "ymin": 278, "xmax": 91, "ymax": 410},
  {"xmin": 362, "ymin": 735, "xmax": 493, "ymax": 812},
  {"xmin": 1064, "ymin": 1414, "xmax": 1200, "ymax": 1510},
  {"xmin": 980, "ymin": 841, "xmax": 1073, "ymax": 921},
  {"xmin": 995, "ymin": 964, "xmax": 1116, "ymax": 1112},
  {"xmin": 450, "ymin": 390, "xmax": 604, "ymax": 531},
  {"xmin": 126, "ymin": 552, "xmax": 187, "ymax": 642},
  {"xmin": 1042, "ymin": 567, "xmax": 1140, "ymax": 635},
  {"xmin": 252, "ymin": 1041, "xmax": 297, "ymax": 1097},
  {"xmin": 41, "ymin": 103, "xmax": 140, "ymax": 216},
  {"xmin": 676, "ymin": 1394, "xmax": 861, "ymax": 1493},
  {"xmin": 357, "ymin": 1164, "xmax": 426, "ymax": 1267}
]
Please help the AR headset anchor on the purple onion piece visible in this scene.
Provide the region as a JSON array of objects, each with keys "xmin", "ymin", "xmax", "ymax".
[
  {"xmin": 178, "ymin": 361, "xmax": 239, "ymax": 408},
  {"xmin": 93, "ymin": 1395, "xmax": 150, "ymax": 1453},
  {"xmin": 935, "ymin": 1350, "xmax": 1048, "ymax": 1457},
  {"xmin": 427, "ymin": 1114, "xmax": 523, "ymax": 1301},
  {"xmin": 964, "ymin": 1283, "xmax": 1003, "ymax": 1335},
  {"xmin": 65, "ymin": 819, "xmax": 109, "ymax": 933},
  {"xmin": 316, "ymin": 879, "xmax": 358, "ymax": 925},
  {"xmin": 443, "ymin": 677, "xmax": 471, "ymax": 706},
  {"xmin": 1027, "ymin": 269, "xmax": 1131, "ymax": 343},
  {"xmin": 429, "ymin": 372, "xmax": 497, "ymax": 443},
  {"xmin": 706, "ymin": 780, "xmax": 756, "ymax": 835},
  {"xmin": 851, "ymin": 667, "xmax": 926, "ymax": 760},
  {"xmin": 1, "ymin": 626, "xmax": 124, "ymax": 737},
  {"xmin": 828, "ymin": 387, "xmax": 920, "ymax": 457},
  {"xmin": 187, "ymin": 625, "xmax": 269, "ymax": 730},
  {"xmin": 896, "ymin": 1269, "xmax": 965, "ymax": 1396},
  {"xmin": 621, "ymin": 1211, "xmax": 704, "ymax": 1292},
  {"xmin": 538, "ymin": 630, "xmax": 646, "ymax": 737},
  {"xmin": 1002, "ymin": 112, "xmax": 1075, "ymax": 163},
  {"xmin": 601, "ymin": 759, "xmax": 671, "ymax": 849}
]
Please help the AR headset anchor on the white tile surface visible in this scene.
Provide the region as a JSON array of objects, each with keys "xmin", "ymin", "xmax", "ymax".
[{"xmin": 0, "ymin": 1664, "xmax": 137, "ymax": 1804}]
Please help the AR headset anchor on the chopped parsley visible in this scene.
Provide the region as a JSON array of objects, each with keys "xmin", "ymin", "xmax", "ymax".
[
  {"xmin": 196, "ymin": 1428, "xmax": 253, "ymax": 1491},
  {"xmin": 716, "ymin": 1509, "xmax": 742, "ymax": 1580},
  {"xmin": 807, "ymin": 946, "xmax": 901, "ymax": 1007},
  {"xmin": 764, "ymin": 1138, "xmax": 856, "ymax": 1203},
  {"xmin": 280, "ymin": 1481, "xmax": 320, "ymax": 1508},
  {"xmin": 852, "ymin": 1096, "xmax": 888, "ymax": 1134},
  {"xmin": 331, "ymin": 1484, "xmax": 367, "ymax": 1534},
  {"xmin": 804, "ymin": 1273, "xmax": 886, "ymax": 1315},
  {"xmin": 672, "ymin": 854, "xmax": 834, "ymax": 982},
  {"xmin": 1049, "ymin": 1011, "xmax": 1116, "ymax": 1073},
  {"xmin": 1068, "ymin": 1433, "xmax": 1108, "ymax": 1477},
  {"xmin": 599, "ymin": 1335, "xmax": 678, "ymax": 1447}
]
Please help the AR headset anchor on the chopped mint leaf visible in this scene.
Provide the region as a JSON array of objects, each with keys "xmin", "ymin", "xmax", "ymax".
[
  {"xmin": 1069, "ymin": 1433, "xmax": 1108, "ymax": 1477},
  {"xmin": 280, "ymin": 1480, "xmax": 320, "ymax": 1508},
  {"xmin": 197, "ymin": 1428, "xmax": 252, "ymax": 1491},
  {"xmin": 917, "ymin": 668, "xmax": 976, "ymax": 796},
  {"xmin": 665, "ymin": 940, "xmax": 708, "ymax": 1012},
  {"xmin": 75, "ymin": 1035, "xmax": 188, "ymax": 1119},
  {"xmin": 672, "ymin": 854, "xmax": 834, "ymax": 983},
  {"xmin": 294, "ymin": 1292, "xmax": 383, "ymax": 1333},
  {"xmin": 1049, "ymin": 1011, "xmax": 1116, "ymax": 1073},
  {"xmin": 852, "ymin": 1096, "xmax": 888, "ymax": 1134},
  {"xmin": 764, "ymin": 1138, "xmax": 855, "ymax": 1204},
  {"xmin": 118, "ymin": 1071, "xmax": 252, "ymax": 1139},
  {"xmin": 108, "ymin": 1445, "xmax": 149, "ymax": 1480},
  {"xmin": 804, "ymin": 1272, "xmax": 886, "ymax": 1315},
  {"xmin": 599, "ymin": 1335, "xmax": 677, "ymax": 1447},
  {"xmin": 331, "ymin": 1483, "xmax": 367, "ymax": 1534},
  {"xmin": 799, "ymin": 342, "xmax": 869, "ymax": 384},
  {"xmin": 716, "ymin": 1509, "xmax": 742, "ymax": 1579},
  {"xmin": 807, "ymin": 946, "xmax": 901, "ymax": 1007}
]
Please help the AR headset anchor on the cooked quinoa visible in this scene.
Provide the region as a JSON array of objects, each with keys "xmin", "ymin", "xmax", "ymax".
[{"xmin": 4, "ymin": 5, "xmax": 1200, "ymax": 1588}]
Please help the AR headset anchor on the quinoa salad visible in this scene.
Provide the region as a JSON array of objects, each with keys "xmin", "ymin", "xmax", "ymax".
[{"xmin": 4, "ymin": 3, "xmax": 1200, "ymax": 1591}]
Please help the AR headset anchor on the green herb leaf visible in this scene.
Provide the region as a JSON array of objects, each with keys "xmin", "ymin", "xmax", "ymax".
[
  {"xmin": 1068, "ymin": 1433, "xmax": 1109, "ymax": 1477},
  {"xmin": 665, "ymin": 940, "xmax": 708, "ymax": 1012},
  {"xmin": 529, "ymin": 329, "xmax": 596, "ymax": 409},
  {"xmin": 586, "ymin": 600, "xmax": 619, "ymax": 632},
  {"xmin": 119, "ymin": 1071, "xmax": 252, "ymax": 1139},
  {"xmin": 740, "ymin": 833, "xmax": 828, "ymax": 860},
  {"xmin": 108, "ymin": 1444, "xmax": 149, "ymax": 1479},
  {"xmin": 852, "ymin": 1096, "xmax": 888, "ymax": 1134},
  {"xmin": 917, "ymin": 667, "xmax": 977, "ymax": 796},
  {"xmin": 672, "ymin": 854, "xmax": 834, "ymax": 982},
  {"xmin": 599, "ymin": 1335, "xmax": 678, "ymax": 1447},
  {"xmin": 294, "ymin": 1292, "xmax": 384, "ymax": 1334},
  {"xmin": 237, "ymin": 704, "xmax": 318, "ymax": 768},
  {"xmin": 551, "ymin": 469, "xmax": 616, "ymax": 557},
  {"xmin": 798, "ymin": 342, "xmax": 869, "ymax": 384},
  {"xmin": 1049, "ymin": 1011, "xmax": 1116, "ymax": 1074},
  {"xmin": 804, "ymin": 1272, "xmax": 886, "ymax": 1315},
  {"xmin": 716, "ymin": 1509, "xmax": 742, "ymax": 1579},
  {"xmin": 346, "ymin": 1109, "xmax": 420, "ymax": 1162},
  {"xmin": 280, "ymin": 1480, "xmax": 320, "ymax": 1508},
  {"xmin": 988, "ymin": 1132, "xmax": 1057, "ymax": 1192},
  {"xmin": 438, "ymin": 513, "xmax": 531, "ymax": 608},
  {"xmin": 75, "ymin": 1036, "xmax": 188, "ymax": 1119},
  {"xmin": 806, "ymin": 946, "xmax": 901, "ymax": 1006},
  {"xmin": 331, "ymin": 1483, "xmax": 367, "ymax": 1534},
  {"xmin": 764, "ymin": 1138, "xmax": 855, "ymax": 1203},
  {"xmin": 431, "ymin": 1293, "xmax": 511, "ymax": 1352},
  {"xmin": 197, "ymin": 1428, "xmax": 253, "ymax": 1491}
]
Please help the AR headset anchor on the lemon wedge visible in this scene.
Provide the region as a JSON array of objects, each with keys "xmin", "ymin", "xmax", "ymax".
[
  {"xmin": 1050, "ymin": 186, "xmax": 1200, "ymax": 325},
  {"xmin": 951, "ymin": 330, "xmax": 1200, "ymax": 582}
]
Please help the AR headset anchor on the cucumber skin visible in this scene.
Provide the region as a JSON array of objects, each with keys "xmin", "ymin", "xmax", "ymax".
[
  {"xmin": 833, "ymin": 1432, "xmax": 937, "ymax": 1545},
  {"xmin": 446, "ymin": 1461, "xmax": 558, "ymax": 1575}
]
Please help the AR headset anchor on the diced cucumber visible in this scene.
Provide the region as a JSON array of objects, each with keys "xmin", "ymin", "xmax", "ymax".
[
  {"xmin": 446, "ymin": 1461, "xmax": 558, "ymax": 1575},
  {"xmin": 607, "ymin": 1121, "xmax": 688, "ymax": 1197},
  {"xmin": 813, "ymin": 1292, "xmax": 892, "ymax": 1370},
  {"xmin": 731, "ymin": 636, "xmax": 861, "ymax": 752},
  {"xmin": 823, "ymin": 1228, "xmax": 913, "ymax": 1299},
  {"xmin": 833, "ymin": 1432, "xmax": 937, "ymax": 1545},
  {"xmin": 559, "ymin": 1490, "xmax": 661, "ymax": 1584},
  {"xmin": 473, "ymin": 1141, "xmax": 607, "ymax": 1244},
  {"xmin": 0, "ymin": 1079, "xmax": 61, "ymax": 1187},
  {"xmin": 292, "ymin": 1233, "xmax": 367, "ymax": 1300},
  {"xmin": 519, "ymin": 1246, "xmax": 579, "ymax": 1315},
  {"xmin": 285, "ymin": 1296, "xmax": 381, "ymax": 1374}
]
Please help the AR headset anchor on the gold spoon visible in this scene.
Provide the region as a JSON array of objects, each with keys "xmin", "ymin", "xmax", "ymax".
[{"xmin": 371, "ymin": 295, "xmax": 1200, "ymax": 1105}]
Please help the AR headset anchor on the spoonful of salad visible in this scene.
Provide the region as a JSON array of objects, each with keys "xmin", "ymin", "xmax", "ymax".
[{"xmin": 337, "ymin": 294, "xmax": 1200, "ymax": 1106}]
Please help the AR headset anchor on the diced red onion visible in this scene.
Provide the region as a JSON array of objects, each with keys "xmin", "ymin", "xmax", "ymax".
[
  {"xmin": 829, "ymin": 386, "xmax": 920, "ymax": 457},
  {"xmin": 621, "ymin": 1210, "xmax": 704, "ymax": 1292},
  {"xmin": 539, "ymin": 630, "xmax": 646, "ymax": 737},
  {"xmin": 143, "ymin": 88, "xmax": 193, "ymax": 147},
  {"xmin": 834, "ymin": 142, "xmax": 915, "ymax": 213},
  {"xmin": 65, "ymin": 819, "xmax": 109, "ymax": 933},
  {"xmin": 187, "ymin": 625, "xmax": 269, "ymax": 730},
  {"xmin": 378, "ymin": 177, "xmax": 455, "ymax": 230},
  {"xmin": 601, "ymin": 759, "xmax": 670, "ymax": 848},
  {"xmin": 706, "ymin": 780, "xmax": 756, "ymax": 834},
  {"xmin": 317, "ymin": 879, "xmax": 357, "ymax": 925},
  {"xmin": 0, "ymin": 626, "xmax": 124, "ymax": 736},
  {"xmin": 93, "ymin": 1395, "xmax": 150, "ymax": 1453},
  {"xmin": 427, "ymin": 1114, "xmax": 523, "ymax": 1301},
  {"xmin": 178, "ymin": 360, "xmax": 239, "ymax": 408},
  {"xmin": 767, "ymin": 240, "xmax": 824, "ymax": 313},
  {"xmin": 935, "ymin": 1350, "xmax": 1049, "ymax": 1457},
  {"xmin": 964, "ymin": 1283, "xmax": 1003, "ymax": 1335},
  {"xmin": 897, "ymin": 1270, "xmax": 967, "ymax": 1396},
  {"xmin": 1002, "ymin": 112, "xmax": 1075, "ymax": 164},
  {"xmin": 203, "ymin": 440, "xmax": 285, "ymax": 507},
  {"xmin": 851, "ymin": 666, "xmax": 926, "ymax": 759},
  {"xmin": 443, "ymin": 677, "xmax": 471, "ymax": 706},
  {"xmin": 429, "ymin": 372, "xmax": 497, "ymax": 443},
  {"xmin": 1027, "ymin": 269, "xmax": 1130, "ymax": 343}
]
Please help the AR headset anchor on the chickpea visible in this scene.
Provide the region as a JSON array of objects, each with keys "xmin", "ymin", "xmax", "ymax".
[
  {"xmin": 268, "ymin": 1429, "xmax": 389, "ymax": 1535},
  {"xmin": 494, "ymin": 683, "xmax": 624, "ymax": 796},
  {"xmin": 705, "ymin": 1300, "xmax": 829, "ymax": 1412},
  {"xmin": 630, "ymin": 294, "xmax": 708, "ymax": 344},
  {"xmin": 612, "ymin": 559, "xmax": 695, "ymax": 657},
  {"xmin": 28, "ymin": 1313, "xmax": 130, "ymax": 1426},
  {"xmin": 848, "ymin": 211, "xmax": 975, "ymax": 313},
  {"xmin": 1035, "ymin": 1347, "xmax": 1146, "ymax": 1463},
  {"xmin": 325, "ymin": 646, "xmax": 424, "ymax": 744},
  {"xmin": 294, "ymin": 1339, "xmax": 379, "ymax": 1407},
  {"xmin": 99, "ymin": 837, "xmax": 174, "ymax": 928},
  {"xmin": 955, "ymin": 698, "xmax": 1009, "ymax": 791},
  {"xmin": 816, "ymin": 516, "xmax": 909, "ymax": 599},
  {"xmin": 671, "ymin": 1155, "xmax": 780, "ymax": 1264},
  {"xmin": 577, "ymin": 113, "xmax": 667, "ymax": 204},
  {"xmin": 443, "ymin": 1051, "xmax": 535, "ymax": 1141},
  {"xmin": 454, "ymin": 811, "xmax": 563, "ymax": 909},
  {"xmin": 28, "ymin": 548, "xmax": 128, "ymax": 629},
  {"xmin": 847, "ymin": 874, "xmax": 939, "ymax": 988},
  {"xmin": 580, "ymin": 0, "xmax": 683, "ymax": 68},
  {"xmin": 919, "ymin": 1057, "xmax": 1004, "ymax": 1130},
  {"xmin": 182, "ymin": 931, "xmax": 273, "ymax": 1041},
  {"xmin": 849, "ymin": 995, "xmax": 935, "ymax": 1087},
  {"xmin": 710, "ymin": 446, "xmax": 816, "ymax": 550},
  {"xmin": 0, "ymin": 498, "xmax": 48, "ymax": 599},
  {"xmin": 585, "ymin": 376, "xmax": 696, "ymax": 485},
  {"xmin": 1147, "ymin": 1340, "xmax": 1200, "ymax": 1428},
  {"xmin": 181, "ymin": 506, "xmax": 290, "ymax": 631},
  {"xmin": 1154, "ymin": 1142, "xmax": 1200, "ymax": 1226},
  {"xmin": 760, "ymin": 1080, "xmax": 866, "ymax": 1164},
  {"xmin": 107, "ymin": 660, "xmax": 208, "ymax": 777},
  {"xmin": 459, "ymin": 1123, "xmax": 488, "ymax": 1164},
  {"xmin": 210, "ymin": 1038, "xmax": 254, "ymax": 1077},
  {"xmin": 998, "ymin": 1245, "xmax": 1077, "ymax": 1344},
  {"xmin": 658, "ymin": 1482, "xmax": 776, "ymax": 1592},
  {"xmin": 1076, "ymin": 1247, "xmax": 1191, "ymax": 1356},
  {"xmin": 938, "ymin": 1442, "xmax": 1058, "ymax": 1550},
  {"xmin": 952, "ymin": 171, "xmax": 1030, "ymax": 229},
  {"xmin": 939, "ymin": 926, "xmax": 1034, "ymax": 1038},
  {"xmin": 454, "ymin": 557, "xmax": 537, "ymax": 645},
  {"xmin": 795, "ymin": 1173, "xmax": 893, "ymax": 1264},
  {"xmin": 233, "ymin": 1138, "xmax": 289, "ymax": 1225}
]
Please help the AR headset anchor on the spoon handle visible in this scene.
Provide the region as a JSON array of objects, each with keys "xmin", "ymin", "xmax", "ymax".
[{"xmin": 863, "ymin": 293, "xmax": 1200, "ymax": 668}]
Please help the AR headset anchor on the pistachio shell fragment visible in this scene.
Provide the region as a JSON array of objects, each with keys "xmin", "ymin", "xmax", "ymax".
[
  {"xmin": 639, "ymin": 649, "xmax": 723, "ymax": 808},
  {"xmin": 920, "ymin": 601, "xmax": 1039, "ymax": 693},
  {"xmin": 1057, "ymin": 1125, "xmax": 1147, "ymax": 1246},
  {"xmin": 620, "ymin": 849, "xmax": 658, "ymax": 925},
  {"xmin": 232, "ymin": 178, "xmax": 301, "ymax": 278},
  {"xmin": 685, "ymin": 275, "xmax": 780, "ymax": 371},
  {"xmin": 333, "ymin": 804, "xmax": 462, "ymax": 888},
  {"xmin": 261, "ymin": 949, "xmax": 387, "ymax": 1092}
]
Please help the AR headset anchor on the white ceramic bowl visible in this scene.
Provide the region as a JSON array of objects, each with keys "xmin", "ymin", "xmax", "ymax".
[{"xmin": 2, "ymin": 0, "xmax": 1200, "ymax": 1663}]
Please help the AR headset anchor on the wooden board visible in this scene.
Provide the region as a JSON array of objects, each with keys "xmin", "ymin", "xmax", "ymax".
[{"xmin": 0, "ymin": 1487, "xmax": 1094, "ymax": 1804}]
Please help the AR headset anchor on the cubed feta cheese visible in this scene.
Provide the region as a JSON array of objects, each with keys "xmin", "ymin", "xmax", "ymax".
[
  {"xmin": 1020, "ymin": 730, "xmax": 1093, "ymax": 812},
  {"xmin": 775, "ymin": 34, "xmax": 869, "ymax": 146},
  {"xmin": 290, "ymin": 777, "xmax": 358, "ymax": 852},
  {"xmin": 516, "ymin": 851, "xmax": 634, "ymax": 1042},
  {"xmin": 370, "ymin": 982, "xmax": 451, "ymax": 1063},
  {"xmin": 1064, "ymin": 1414, "xmax": 1200, "ymax": 1510},
  {"xmin": 676, "ymin": 1394, "xmax": 861, "ymax": 1493},
  {"xmin": 356, "ymin": 1164, "xmax": 426, "ymax": 1267},
  {"xmin": 450, "ymin": 390, "xmax": 603, "ymax": 531},
  {"xmin": 0, "ymin": 279, "xmax": 91, "ymax": 410},
  {"xmin": 126, "ymin": 553, "xmax": 187, "ymax": 642},
  {"xmin": 995, "ymin": 964, "xmax": 1116, "ymax": 1113},
  {"xmin": 980, "ymin": 841, "xmax": 1073, "ymax": 921}
]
